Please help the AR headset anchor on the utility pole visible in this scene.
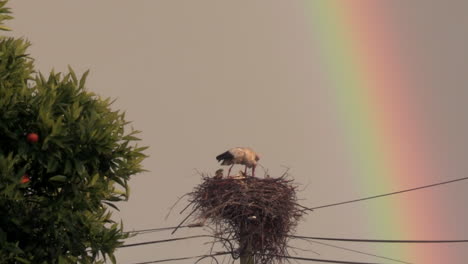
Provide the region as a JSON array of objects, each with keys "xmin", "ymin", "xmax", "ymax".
[
  {"xmin": 240, "ymin": 252, "xmax": 254, "ymax": 264},
  {"xmin": 240, "ymin": 225, "xmax": 255, "ymax": 264}
]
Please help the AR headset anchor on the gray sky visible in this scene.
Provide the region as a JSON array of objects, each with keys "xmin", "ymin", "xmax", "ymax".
[{"xmin": 7, "ymin": 1, "xmax": 468, "ymax": 263}]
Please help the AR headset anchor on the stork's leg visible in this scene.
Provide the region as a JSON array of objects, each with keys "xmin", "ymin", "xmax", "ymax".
[
  {"xmin": 244, "ymin": 166, "xmax": 247, "ymax": 175},
  {"xmin": 252, "ymin": 165, "xmax": 256, "ymax": 177},
  {"xmin": 227, "ymin": 164, "xmax": 234, "ymax": 177}
]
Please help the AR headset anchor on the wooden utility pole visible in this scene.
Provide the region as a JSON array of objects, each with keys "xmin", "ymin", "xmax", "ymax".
[
  {"xmin": 240, "ymin": 245, "xmax": 254, "ymax": 264},
  {"xmin": 240, "ymin": 255, "xmax": 254, "ymax": 264},
  {"xmin": 240, "ymin": 225, "xmax": 255, "ymax": 264}
]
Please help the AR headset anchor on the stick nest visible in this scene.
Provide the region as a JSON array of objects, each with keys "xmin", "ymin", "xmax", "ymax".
[{"xmin": 188, "ymin": 175, "xmax": 304, "ymax": 264}]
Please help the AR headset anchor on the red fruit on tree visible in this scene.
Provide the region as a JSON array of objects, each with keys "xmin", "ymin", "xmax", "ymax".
[
  {"xmin": 20, "ymin": 174, "xmax": 30, "ymax": 184},
  {"xmin": 26, "ymin": 133, "xmax": 39, "ymax": 143}
]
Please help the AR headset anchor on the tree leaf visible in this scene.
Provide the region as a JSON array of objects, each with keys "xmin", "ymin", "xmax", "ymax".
[
  {"xmin": 13, "ymin": 257, "xmax": 30, "ymax": 264},
  {"xmin": 103, "ymin": 201, "xmax": 120, "ymax": 211},
  {"xmin": 49, "ymin": 175, "xmax": 67, "ymax": 182},
  {"xmin": 0, "ymin": 25, "xmax": 11, "ymax": 31}
]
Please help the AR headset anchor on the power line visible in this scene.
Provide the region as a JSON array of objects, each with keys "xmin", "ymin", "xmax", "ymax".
[
  {"xmin": 131, "ymin": 252, "xmax": 231, "ymax": 264},
  {"xmin": 119, "ymin": 233, "xmax": 468, "ymax": 252},
  {"xmin": 132, "ymin": 253, "xmax": 388, "ymax": 264},
  {"xmin": 132, "ymin": 255, "xmax": 194, "ymax": 264},
  {"xmin": 291, "ymin": 235, "xmax": 468, "ymax": 243},
  {"xmin": 304, "ymin": 175, "xmax": 468, "ymax": 210},
  {"xmin": 303, "ymin": 240, "xmax": 412, "ymax": 264},
  {"xmin": 125, "ymin": 225, "xmax": 194, "ymax": 235},
  {"xmin": 118, "ymin": 235, "xmax": 213, "ymax": 248},
  {"xmin": 265, "ymin": 255, "xmax": 385, "ymax": 264}
]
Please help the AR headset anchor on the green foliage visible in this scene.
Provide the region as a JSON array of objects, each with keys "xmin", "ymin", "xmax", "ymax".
[
  {"xmin": 0, "ymin": 0, "xmax": 13, "ymax": 31},
  {"xmin": 0, "ymin": 1, "xmax": 148, "ymax": 263}
]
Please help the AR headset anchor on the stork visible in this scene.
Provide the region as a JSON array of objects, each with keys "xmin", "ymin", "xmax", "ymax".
[
  {"xmin": 214, "ymin": 169, "xmax": 224, "ymax": 179},
  {"xmin": 216, "ymin": 147, "xmax": 260, "ymax": 177}
]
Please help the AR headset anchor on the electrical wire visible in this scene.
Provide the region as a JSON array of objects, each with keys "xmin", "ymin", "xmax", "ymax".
[
  {"xmin": 121, "ymin": 231, "xmax": 468, "ymax": 249},
  {"xmin": 125, "ymin": 225, "xmax": 194, "ymax": 235},
  {"xmin": 299, "ymin": 240, "xmax": 412, "ymax": 264},
  {"xmin": 119, "ymin": 234, "xmax": 414, "ymax": 263},
  {"xmin": 304, "ymin": 175, "xmax": 468, "ymax": 210},
  {"xmin": 130, "ymin": 252, "xmax": 231, "ymax": 264},
  {"xmin": 118, "ymin": 235, "xmax": 213, "ymax": 248},
  {"xmin": 270, "ymin": 255, "xmax": 386, "ymax": 264},
  {"xmin": 290, "ymin": 235, "xmax": 468, "ymax": 243},
  {"xmin": 132, "ymin": 253, "xmax": 388, "ymax": 264}
]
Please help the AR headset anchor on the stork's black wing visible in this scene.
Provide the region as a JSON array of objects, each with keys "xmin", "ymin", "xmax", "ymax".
[{"xmin": 216, "ymin": 151, "xmax": 234, "ymax": 162}]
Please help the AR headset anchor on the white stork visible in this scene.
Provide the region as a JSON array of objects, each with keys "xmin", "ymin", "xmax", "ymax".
[{"xmin": 216, "ymin": 147, "xmax": 260, "ymax": 177}]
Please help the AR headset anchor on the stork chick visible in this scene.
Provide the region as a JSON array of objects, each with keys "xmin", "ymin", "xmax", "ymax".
[
  {"xmin": 216, "ymin": 147, "xmax": 260, "ymax": 177},
  {"xmin": 214, "ymin": 169, "xmax": 224, "ymax": 179}
]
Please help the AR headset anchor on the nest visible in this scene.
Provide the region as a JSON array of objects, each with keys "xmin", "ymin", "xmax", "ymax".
[{"xmin": 186, "ymin": 174, "xmax": 304, "ymax": 264}]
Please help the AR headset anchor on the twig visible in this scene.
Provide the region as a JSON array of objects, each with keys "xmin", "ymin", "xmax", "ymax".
[{"xmin": 171, "ymin": 206, "xmax": 199, "ymax": 235}]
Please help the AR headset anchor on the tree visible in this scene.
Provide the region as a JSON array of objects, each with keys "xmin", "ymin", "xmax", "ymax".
[{"xmin": 0, "ymin": 2, "xmax": 148, "ymax": 263}]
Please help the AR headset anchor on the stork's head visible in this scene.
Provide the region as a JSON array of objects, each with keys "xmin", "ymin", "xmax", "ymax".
[
  {"xmin": 255, "ymin": 153, "xmax": 260, "ymax": 162},
  {"xmin": 250, "ymin": 153, "xmax": 260, "ymax": 167}
]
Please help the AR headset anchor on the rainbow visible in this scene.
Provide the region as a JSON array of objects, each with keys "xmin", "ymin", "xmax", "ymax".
[{"xmin": 304, "ymin": 1, "xmax": 452, "ymax": 263}]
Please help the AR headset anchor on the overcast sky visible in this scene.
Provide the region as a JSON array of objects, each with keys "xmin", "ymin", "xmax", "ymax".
[{"xmin": 7, "ymin": 1, "xmax": 468, "ymax": 263}]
